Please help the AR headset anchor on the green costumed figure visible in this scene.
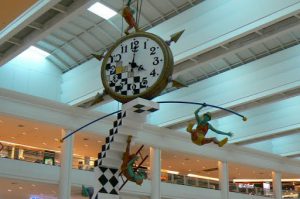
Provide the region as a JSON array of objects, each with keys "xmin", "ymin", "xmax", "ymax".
[
  {"xmin": 121, "ymin": 136, "xmax": 147, "ymax": 185},
  {"xmin": 186, "ymin": 104, "xmax": 233, "ymax": 147}
]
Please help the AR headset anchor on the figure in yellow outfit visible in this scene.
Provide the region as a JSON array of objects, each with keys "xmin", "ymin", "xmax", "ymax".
[{"xmin": 187, "ymin": 104, "xmax": 233, "ymax": 147}]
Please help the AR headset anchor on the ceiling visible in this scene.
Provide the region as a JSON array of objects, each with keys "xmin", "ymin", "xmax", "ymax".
[
  {"xmin": 0, "ymin": 0, "xmax": 204, "ymax": 71},
  {"xmin": 1, "ymin": 113, "xmax": 299, "ymax": 181}
]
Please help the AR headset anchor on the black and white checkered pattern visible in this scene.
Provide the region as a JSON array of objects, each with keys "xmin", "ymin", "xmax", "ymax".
[
  {"xmin": 98, "ymin": 167, "xmax": 119, "ymax": 195},
  {"xmin": 92, "ymin": 111, "xmax": 126, "ymax": 199},
  {"xmin": 106, "ymin": 64, "xmax": 148, "ymax": 96},
  {"xmin": 132, "ymin": 103, "xmax": 159, "ymax": 113}
]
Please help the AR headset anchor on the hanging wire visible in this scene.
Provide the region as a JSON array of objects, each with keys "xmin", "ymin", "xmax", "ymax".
[
  {"xmin": 121, "ymin": 0, "xmax": 125, "ymax": 38},
  {"xmin": 136, "ymin": 0, "xmax": 139, "ymax": 25},
  {"xmin": 137, "ymin": 0, "xmax": 142, "ymax": 28}
]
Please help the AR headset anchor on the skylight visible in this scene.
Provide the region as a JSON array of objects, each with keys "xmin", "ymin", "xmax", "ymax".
[
  {"xmin": 26, "ymin": 46, "xmax": 50, "ymax": 58},
  {"xmin": 88, "ymin": 2, "xmax": 117, "ymax": 20}
]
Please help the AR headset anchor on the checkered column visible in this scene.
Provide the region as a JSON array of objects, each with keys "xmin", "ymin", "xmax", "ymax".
[
  {"xmin": 122, "ymin": 98, "xmax": 159, "ymax": 123},
  {"xmin": 92, "ymin": 111, "xmax": 126, "ymax": 199}
]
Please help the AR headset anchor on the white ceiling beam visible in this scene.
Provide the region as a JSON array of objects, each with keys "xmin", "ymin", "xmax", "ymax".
[
  {"xmin": 60, "ymin": 28, "xmax": 95, "ymax": 54},
  {"xmin": 7, "ymin": 37, "xmax": 22, "ymax": 46},
  {"xmin": 0, "ymin": 0, "xmax": 102, "ymax": 67},
  {"xmin": 27, "ymin": 21, "xmax": 44, "ymax": 30},
  {"xmin": 155, "ymin": 45, "xmax": 300, "ymax": 127},
  {"xmin": 172, "ymin": 12, "xmax": 300, "ymax": 77},
  {"xmin": 1, "ymin": 87, "xmax": 300, "ymax": 175},
  {"xmin": 51, "ymin": 33, "xmax": 86, "ymax": 60},
  {"xmin": 52, "ymin": 4, "xmax": 68, "ymax": 13},
  {"xmin": 0, "ymin": 0, "xmax": 59, "ymax": 46},
  {"xmin": 70, "ymin": 21, "xmax": 106, "ymax": 49},
  {"xmin": 146, "ymin": 1, "xmax": 166, "ymax": 21},
  {"xmin": 41, "ymin": 39, "xmax": 79, "ymax": 65},
  {"xmin": 79, "ymin": 15, "xmax": 116, "ymax": 43},
  {"xmin": 164, "ymin": 0, "xmax": 179, "ymax": 14}
]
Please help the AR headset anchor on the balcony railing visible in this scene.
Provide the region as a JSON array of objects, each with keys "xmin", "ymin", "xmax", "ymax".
[{"xmin": 1, "ymin": 142, "xmax": 298, "ymax": 198}]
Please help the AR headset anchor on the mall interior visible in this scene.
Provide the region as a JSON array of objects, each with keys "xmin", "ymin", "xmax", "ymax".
[{"xmin": 1, "ymin": 0, "xmax": 300, "ymax": 199}]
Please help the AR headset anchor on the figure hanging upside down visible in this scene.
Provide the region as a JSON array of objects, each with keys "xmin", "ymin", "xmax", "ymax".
[
  {"xmin": 122, "ymin": 0, "xmax": 139, "ymax": 35},
  {"xmin": 186, "ymin": 104, "xmax": 233, "ymax": 147},
  {"xmin": 121, "ymin": 136, "xmax": 147, "ymax": 185}
]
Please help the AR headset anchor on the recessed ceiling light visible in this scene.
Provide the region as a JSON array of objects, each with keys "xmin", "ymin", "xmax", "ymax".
[
  {"xmin": 8, "ymin": 189, "xmax": 12, "ymax": 192},
  {"xmin": 42, "ymin": 142, "xmax": 47, "ymax": 145},
  {"xmin": 11, "ymin": 136, "xmax": 16, "ymax": 139},
  {"xmin": 88, "ymin": 2, "xmax": 117, "ymax": 20},
  {"xmin": 18, "ymin": 186, "xmax": 23, "ymax": 190}
]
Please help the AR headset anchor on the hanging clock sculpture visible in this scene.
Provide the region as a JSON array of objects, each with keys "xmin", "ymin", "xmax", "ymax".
[{"xmin": 93, "ymin": 1, "xmax": 184, "ymax": 103}]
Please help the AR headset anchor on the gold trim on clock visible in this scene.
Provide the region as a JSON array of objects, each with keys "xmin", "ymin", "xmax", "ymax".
[{"xmin": 101, "ymin": 31, "xmax": 174, "ymax": 103}]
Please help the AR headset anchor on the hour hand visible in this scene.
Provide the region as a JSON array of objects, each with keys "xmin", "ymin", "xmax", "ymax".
[{"xmin": 138, "ymin": 65, "xmax": 145, "ymax": 71}]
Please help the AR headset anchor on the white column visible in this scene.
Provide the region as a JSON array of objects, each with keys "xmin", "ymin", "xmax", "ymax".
[
  {"xmin": 218, "ymin": 161, "xmax": 229, "ymax": 199},
  {"xmin": 59, "ymin": 129, "xmax": 74, "ymax": 199},
  {"xmin": 272, "ymin": 171, "xmax": 282, "ymax": 199},
  {"xmin": 150, "ymin": 147, "xmax": 161, "ymax": 199}
]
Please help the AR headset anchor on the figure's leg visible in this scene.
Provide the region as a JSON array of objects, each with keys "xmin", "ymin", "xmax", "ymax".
[
  {"xmin": 202, "ymin": 137, "xmax": 219, "ymax": 145},
  {"xmin": 121, "ymin": 136, "xmax": 132, "ymax": 171},
  {"xmin": 202, "ymin": 137, "xmax": 228, "ymax": 147},
  {"xmin": 218, "ymin": 137, "xmax": 228, "ymax": 147}
]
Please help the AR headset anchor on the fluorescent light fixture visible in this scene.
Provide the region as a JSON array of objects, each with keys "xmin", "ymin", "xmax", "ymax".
[
  {"xmin": 26, "ymin": 46, "xmax": 50, "ymax": 57},
  {"xmin": 161, "ymin": 169, "xmax": 179, "ymax": 175},
  {"xmin": 233, "ymin": 179, "xmax": 300, "ymax": 183},
  {"xmin": 88, "ymin": 2, "xmax": 117, "ymax": 20},
  {"xmin": 187, "ymin": 174, "xmax": 219, "ymax": 181}
]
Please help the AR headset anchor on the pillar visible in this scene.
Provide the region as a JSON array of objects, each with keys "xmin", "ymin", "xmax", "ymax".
[
  {"xmin": 272, "ymin": 171, "xmax": 282, "ymax": 199},
  {"xmin": 150, "ymin": 147, "xmax": 161, "ymax": 199},
  {"xmin": 218, "ymin": 161, "xmax": 229, "ymax": 199},
  {"xmin": 59, "ymin": 129, "xmax": 74, "ymax": 199}
]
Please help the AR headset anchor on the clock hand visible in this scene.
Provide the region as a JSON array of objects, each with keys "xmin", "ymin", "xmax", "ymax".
[
  {"xmin": 129, "ymin": 46, "xmax": 138, "ymax": 72},
  {"xmin": 138, "ymin": 64, "xmax": 145, "ymax": 71}
]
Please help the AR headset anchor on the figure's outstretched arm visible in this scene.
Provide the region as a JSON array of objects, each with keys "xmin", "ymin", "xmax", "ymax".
[
  {"xmin": 209, "ymin": 124, "xmax": 233, "ymax": 137},
  {"xmin": 194, "ymin": 103, "xmax": 206, "ymax": 124}
]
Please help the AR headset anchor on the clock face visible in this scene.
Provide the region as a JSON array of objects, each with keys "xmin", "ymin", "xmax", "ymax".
[{"xmin": 101, "ymin": 32, "xmax": 173, "ymax": 103}]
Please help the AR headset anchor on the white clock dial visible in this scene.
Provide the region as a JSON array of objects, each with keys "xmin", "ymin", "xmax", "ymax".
[{"xmin": 104, "ymin": 36, "xmax": 165, "ymax": 96}]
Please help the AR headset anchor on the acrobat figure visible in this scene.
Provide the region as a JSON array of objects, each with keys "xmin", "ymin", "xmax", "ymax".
[
  {"xmin": 122, "ymin": 0, "xmax": 139, "ymax": 35},
  {"xmin": 121, "ymin": 135, "xmax": 147, "ymax": 185},
  {"xmin": 186, "ymin": 104, "xmax": 233, "ymax": 147}
]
